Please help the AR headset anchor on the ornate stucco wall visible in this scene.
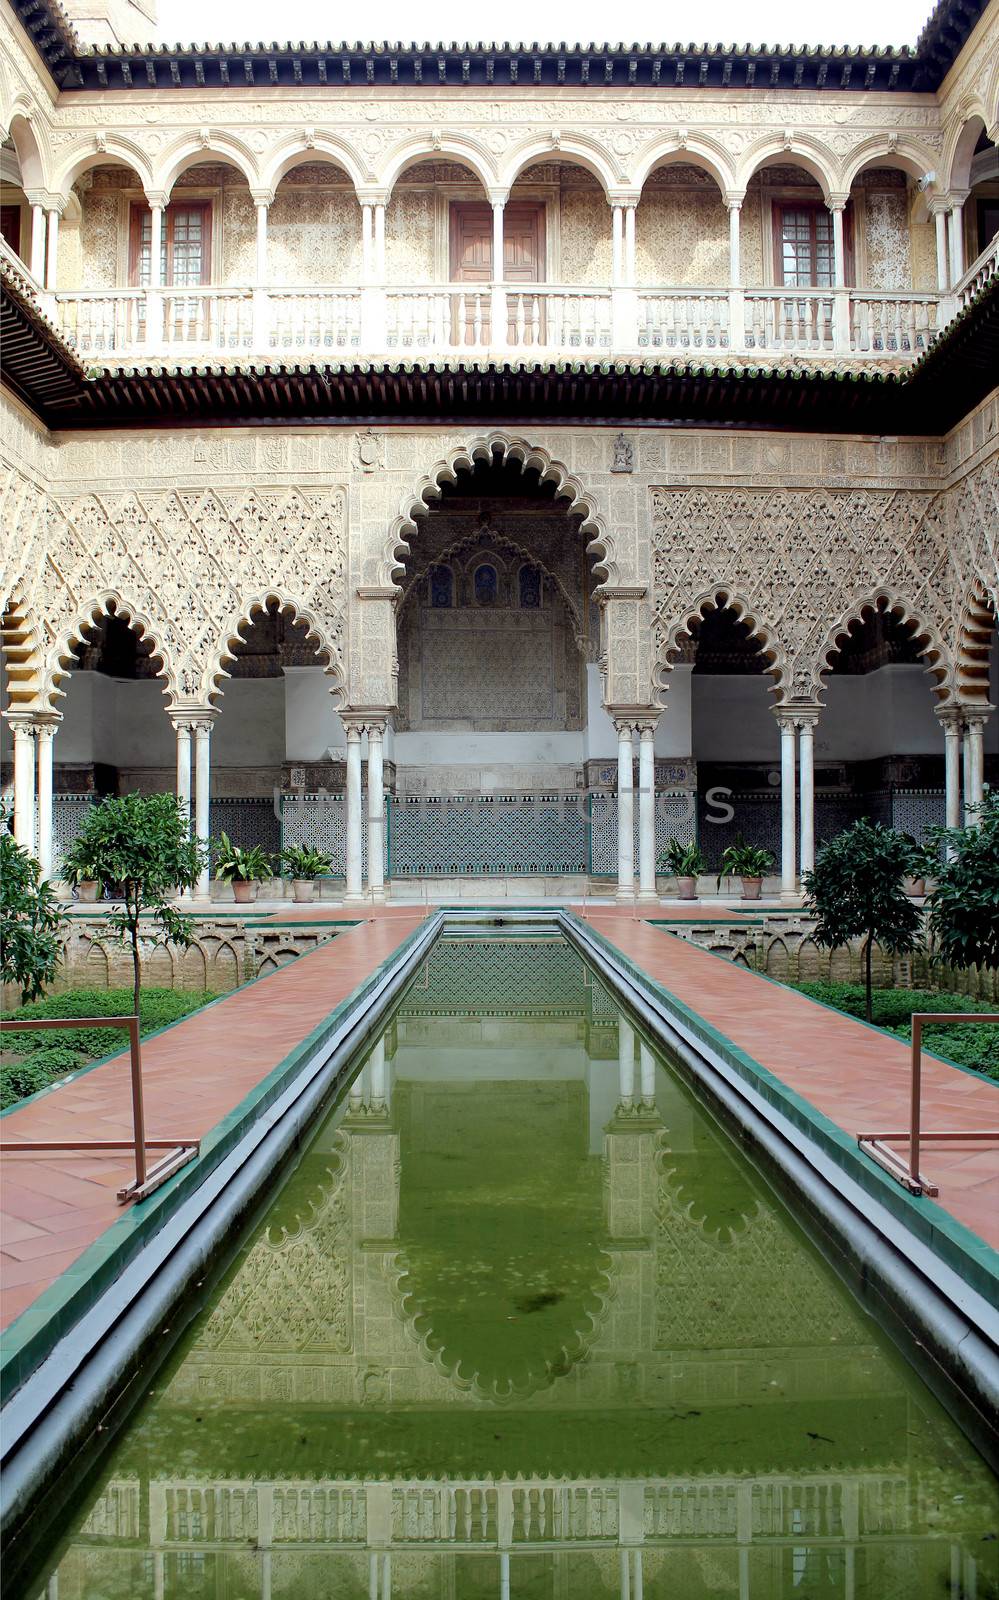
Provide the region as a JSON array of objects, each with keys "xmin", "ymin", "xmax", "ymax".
[{"xmin": 2, "ymin": 388, "xmax": 997, "ymax": 728}]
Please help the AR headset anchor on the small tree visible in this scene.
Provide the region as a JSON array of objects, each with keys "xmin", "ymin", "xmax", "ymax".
[
  {"xmin": 926, "ymin": 788, "xmax": 999, "ymax": 974},
  {"xmin": 803, "ymin": 820, "xmax": 923, "ymax": 1023},
  {"xmin": 0, "ymin": 821, "xmax": 66, "ymax": 1002},
  {"xmin": 68, "ymin": 794, "xmax": 204, "ymax": 1016}
]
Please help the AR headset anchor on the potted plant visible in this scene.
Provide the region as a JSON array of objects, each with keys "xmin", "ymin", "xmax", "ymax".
[
  {"xmin": 717, "ymin": 838, "xmax": 775, "ymax": 901},
  {"xmin": 281, "ymin": 843, "xmax": 333, "ymax": 903},
  {"xmin": 61, "ymin": 836, "xmax": 103, "ymax": 902},
  {"xmin": 658, "ymin": 838, "xmax": 705, "ymax": 899},
  {"xmin": 213, "ymin": 833, "xmax": 275, "ymax": 904},
  {"xmin": 901, "ymin": 834, "xmax": 934, "ymax": 898}
]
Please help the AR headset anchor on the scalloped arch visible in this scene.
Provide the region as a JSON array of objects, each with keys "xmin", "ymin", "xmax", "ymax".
[
  {"xmin": 501, "ymin": 134, "xmax": 619, "ymax": 194},
  {"xmin": 631, "ymin": 136, "xmax": 736, "ymax": 196},
  {"xmin": 156, "ymin": 133, "xmax": 260, "ymax": 197},
  {"xmin": 812, "ymin": 590, "xmax": 951, "ymax": 704},
  {"xmin": 207, "ymin": 589, "xmax": 346, "ymax": 707},
  {"xmin": 383, "ymin": 432, "xmax": 616, "ymax": 590},
  {"xmin": 954, "ymin": 581, "xmax": 997, "ymax": 706},
  {"xmin": 40, "ymin": 594, "xmax": 176, "ymax": 710},
  {"xmin": 737, "ymin": 135, "xmax": 837, "ymax": 200},
  {"xmin": 654, "ymin": 586, "xmax": 784, "ymax": 699},
  {"xmin": 379, "ymin": 135, "xmax": 497, "ymax": 198}
]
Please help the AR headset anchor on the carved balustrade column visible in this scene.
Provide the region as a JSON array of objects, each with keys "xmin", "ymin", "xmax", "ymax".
[
  {"xmin": 937, "ymin": 706, "xmax": 963, "ymax": 831},
  {"xmin": 490, "ymin": 193, "xmax": 507, "ymax": 346},
  {"xmin": 614, "ymin": 718, "xmax": 636, "ymax": 901},
  {"xmin": 34, "ymin": 714, "xmax": 59, "ymax": 880},
  {"xmin": 623, "ymin": 200, "xmax": 637, "ymax": 286},
  {"xmin": 373, "ymin": 201, "xmax": 386, "ymax": 279},
  {"xmin": 366, "ymin": 718, "xmax": 388, "ymax": 903},
  {"xmin": 776, "ymin": 710, "xmax": 798, "ymax": 899},
  {"xmin": 795, "ymin": 708, "xmax": 820, "ymax": 879},
  {"xmin": 144, "ymin": 191, "xmax": 167, "ymax": 346},
  {"xmin": 611, "ymin": 202, "xmax": 625, "ymax": 286},
  {"xmin": 637, "ymin": 719, "xmax": 659, "ymax": 902},
  {"xmin": 343, "ymin": 719, "xmax": 365, "ymax": 904},
  {"xmin": 192, "ymin": 715, "xmax": 215, "ymax": 900},
  {"xmin": 5, "ymin": 714, "xmax": 36, "ymax": 851},
  {"xmin": 249, "ymin": 189, "xmax": 273, "ymax": 349}
]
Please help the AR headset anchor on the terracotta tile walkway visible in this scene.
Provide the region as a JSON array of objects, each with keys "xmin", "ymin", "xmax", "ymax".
[
  {"xmin": 0, "ymin": 911, "xmax": 426, "ymax": 1329},
  {"xmin": 585, "ymin": 909, "xmax": 999, "ymax": 1252}
]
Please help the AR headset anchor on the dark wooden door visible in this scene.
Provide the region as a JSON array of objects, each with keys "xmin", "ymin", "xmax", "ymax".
[
  {"xmin": 449, "ymin": 201, "xmax": 545, "ymax": 342},
  {"xmin": 0, "ymin": 204, "xmax": 22, "ymax": 260}
]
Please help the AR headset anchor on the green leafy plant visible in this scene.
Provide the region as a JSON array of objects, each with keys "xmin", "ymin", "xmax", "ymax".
[
  {"xmin": 925, "ymin": 789, "xmax": 999, "ymax": 974},
  {"xmin": 281, "ymin": 844, "xmax": 333, "ymax": 878},
  {"xmin": 60, "ymin": 835, "xmax": 104, "ymax": 888},
  {"xmin": 213, "ymin": 833, "xmax": 275, "ymax": 884},
  {"xmin": 658, "ymin": 838, "xmax": 705, "ymax": 877},
  {"xmin": 0, "ymin": 823, "xmax": 67, "ymax": 1002},
  {"xmin": 717, "ymin": 837, "xmax": 774, "ymax": 882},
  {"xmin": 803, "ymin": 820, "xmax": 923, "ymax": 1023},
  {"xmin": 791, "ymin": 982, "xmax": 998, "ymax": 1082},
  {"xmin": 66, "ymin": 794, "xmax": 204, "ymax": 1015}
]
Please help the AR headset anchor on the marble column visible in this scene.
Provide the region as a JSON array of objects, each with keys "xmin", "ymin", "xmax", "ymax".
[
  {"xmin": 797, "ymin": 711, "xmax": 817, "ymax": 879},
  {"xmin": 255, "ymin": 200, "xmax": 269, "ymax": 281},
  {"xmin": 948, "ymin": 200, "xmax": 965, "ymax": 285},
  {"xmin": 963, "ymin": 722, "xmax": 974, "ymax": 827},
  {"xmin": 965, "ymin": 711, "xmax": 988, "ymax": 818},
  {"xmin": 148, "ymin": 202, "xmax": 163, "ymax": 286},
  {"xmin": 193, "ymin": 719, "xmax": 212, "ymax": 899},
  {"xmin": 830, "ymin": 201, "xmax": 847, "ymax": 288},
  {"xmin": 361, "ymin": 203, "xmax": 373, "ymax": 281},
  {"xmin": 618, "ymin": 1015, "xmax": 635, "ymax": 1106},
  {"xmin": 728, "ymin": 199, "xmax": 742, "ymax": 286},
  {"xmin": 369, "ymin": 1035, "xmax": 386, "ymax": 1106},
  {"xmin": 35, "ymin": 720, "xmax": 56, "ymax": 879},
  {"xmin": 611, "ymin": 203, "xmax": 624, "ymax": 286},
  {"xmin": 637, "ymin": 723, "xmax": 658, "ymax": 902},
  {"xmin": 345, "ymin": 723, "xmax": 364, "ymax": 903},
  {"xmin": 639, "ymin": 1041, "xmax": 655, "ymax": 1107},
  {"xmin": 29, "ymin": 202, "xmax": 45, "ymax": 283},
  {"xmin": 939, "ymin": 708, "xmax": 963, "ymax": 829},
  {"xmin": 175, "ymin": 720, "xmax": 193, "ymax": 828},
  {"xmin": 45, "ymin": 207, "xmax": 60, "ymax": 289},
  {"xmin": 778, "ymin": 713, "xmax": 797, "ymax": 898},
  {"xmin": 8, "ymin": 717, "xmax": 36, "ymax": 851},
  {"xmin": 623, "ymin": 202, "xmax": 636, "ymax": 285},
  {"xmin": 374, "ymin": 202, "xmax": 386, "ymax": 279},
  {"xmin": 934, "ymin": 206, "xmax": 950, "ymax": 290},
  {"xmin": 615, "ymin": 720, "xmax": 635, "ymax": 901},
  {"xmin": 367, "ymin": 720, "xmax": 386, "ymax": 902}
]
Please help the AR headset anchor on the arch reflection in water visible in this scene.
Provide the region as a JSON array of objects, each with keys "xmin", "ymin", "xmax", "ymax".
[{"xmin": 32, "ymin": 936, "xmax": 999, "ymax": 1600}]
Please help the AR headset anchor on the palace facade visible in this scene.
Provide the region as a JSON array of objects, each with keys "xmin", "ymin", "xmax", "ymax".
[{"xmin": 1, "ymin": 0, "xmax": 997, "ymax": 901}]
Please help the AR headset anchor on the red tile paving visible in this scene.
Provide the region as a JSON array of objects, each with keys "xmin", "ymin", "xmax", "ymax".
[
  {"xmin": 0, "ymin": 910, "xmax": 426, "ymax": 1329},
  {"xmin": 584, "ymin": 909, "xmax": 999, "ymax": 1253}
]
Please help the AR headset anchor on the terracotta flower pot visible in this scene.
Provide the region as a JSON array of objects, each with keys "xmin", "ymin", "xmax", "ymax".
[
  {"xmin": 76, "ymin": 880, "xmax": 100, "ymax": 903},
  {"xmin": 741, "ymin": 876, "xmax": 763, "ymax": 900},
  {"xmin": 292, "ymin": 878, "xmax": 315, "ymax": 903},
  {"xmin": 904, "ymin": 876, "xmax": 926, "ymax": 898},
  {"xmin": 231, "ymin": 879, "xmax": 257, "ymax": 904},
  {"xmin": 677, "ymin": 875, "xmax": 697, "ymax": 900}
]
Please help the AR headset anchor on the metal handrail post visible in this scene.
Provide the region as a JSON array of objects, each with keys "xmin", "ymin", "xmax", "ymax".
[{"xmin": 910, "ymin": 1014, "xmax": 923, "ymax": 1191}]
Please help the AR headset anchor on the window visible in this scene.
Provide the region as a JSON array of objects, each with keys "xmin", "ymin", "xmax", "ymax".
[
  {"xmin": 519, "ymin": 564, "xmax": 541, "ymax": 608},
  {"xmin": 0, "ymin": 204, "xmax": 21, "ymax": 260},
  {"xmin": 773, "ymin": 203, "xmax": 851, "ymax": 288},
  {"xmin": 129, "ymin": 201, "xmax": 212, "ymax": 287},
  {"xmin": 473, "ymin": 564, "xmax": 498, "ymax": 605},
  {"xmin": 428, "ymin": 565, "xmax": 453, "ymax": 607}
]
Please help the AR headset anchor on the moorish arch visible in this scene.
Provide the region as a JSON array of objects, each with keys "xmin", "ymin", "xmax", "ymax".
[
  {"xmin": 397, "ymin": 525, "xmax": 588, "ymax": 644},
  {"xmin": 383, "ymin": 432, "xmax": 617, "ymax": 589},
  {"xmin": 40, "ymin": 591, "xmax": 176, "ymax": 710},
  {"xmin": 954, "ymin": 582, "xmax": 998, "ymax": 707},
  {"xmin": 652, "ymin": 585, "xmax": 784, "ymax": 703},
  {"xmin": 207, "ymin": 589, "xmax": 348, "ymax": 707},
  {"xmin": 811, "ymin": 590, "xmax": 950, "ymax": 706}
]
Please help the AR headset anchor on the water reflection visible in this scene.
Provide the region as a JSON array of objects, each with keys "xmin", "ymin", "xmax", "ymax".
[{"xmin": 28, "ymin": 937, "xmax": 999, "ymax": 1599}]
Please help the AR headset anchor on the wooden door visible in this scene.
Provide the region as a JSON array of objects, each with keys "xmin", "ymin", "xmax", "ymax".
[
  {"xmin": 0, "ymin": 204, "xmax": 21, "ymax": 261},
  {"xmin": 129, "ymin": 201, "xmax": 212, "ymax": 341},
  {"xmin": 502, "ymin": 203, "xmax": 545, "ymax": 344},
  {"xmin": 449, "ymin": 201, "xmax": 545, "ymax": 344}
]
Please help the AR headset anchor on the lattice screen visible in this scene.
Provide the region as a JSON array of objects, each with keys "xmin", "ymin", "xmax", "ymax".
[
  {"xmin": 388, "ymin": 795, "xmax": 590, "ymax": 876},
  {"xmin": 51, "ymin": 794, "xmax": 96, "ymax": 869},
  {"xmin": 279, "ymin": 794, "xmax": 366, "ymax": 876},
  {"xmin": 398, "ymin": 936, "xmax": 591, "ymax": 1017},
  {"xmin": 589, "ymin": 793, "xmax": 696, "ymax": 876},
  {"xmin": 210, "ymin": 798, "xmax": 281, "ymax": 862}
]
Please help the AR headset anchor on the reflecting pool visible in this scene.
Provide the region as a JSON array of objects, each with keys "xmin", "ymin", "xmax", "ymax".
[{"xmin": 24, "ymin": 935, "xmax": 999, "ymax": 1598}]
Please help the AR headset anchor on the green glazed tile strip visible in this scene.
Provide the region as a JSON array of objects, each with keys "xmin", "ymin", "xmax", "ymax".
[
  {"xmin": 0, "ymin": 916, "xmax": 436, "ymax": 1402},
  {"xmin": 565, "ymin": 912, "xmax": 999, "ymax": 1307}
]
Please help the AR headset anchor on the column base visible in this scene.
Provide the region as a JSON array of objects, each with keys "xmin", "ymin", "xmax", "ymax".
[
  {"xmin": 368, "ymin": 885, "xmax": 388, "ymax": 905},
  {"xmin": 636, "ymin": 888, "xmax": 659, "ymax": 904},
  {"xmin": 615, "ymin": 884, "xmax": 637, "ymax": 903},
  {"xmin": 343, "ymin": 889, "xmax": 367, "ymax": 906},
  {"xmin": 779, "ymin": 886, "xmax": 802, "ymax": 904}
]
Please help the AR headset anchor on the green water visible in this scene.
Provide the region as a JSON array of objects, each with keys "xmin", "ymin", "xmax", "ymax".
[{"xmin": 25, "ymin": 936, "xmax": 999, "ymax": 1598}]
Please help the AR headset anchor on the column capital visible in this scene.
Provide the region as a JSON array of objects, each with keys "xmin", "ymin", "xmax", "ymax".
[
  {"xmin": 250, "ymin": 188, "xmax": 275, "ymax": 208},
  {"xmin": 636, "ymin": 717, "xmax": 659, "ymax": 739},
  {"xmin": 3, "ymin": 710, "xmax": 39, "ymax": 736},
  {"xmin": 935, "ymin": 703, "xmax": 965, "ymax": 731},
  {"xmin": 774, "ymin": 706, "xmax": 799, "ymax": 732},
  {"xmin": 24, "ymin": 188, "xmax": 63, "ymax": 214},
  {"xmin": 826, "ymin": 192, "xmax": 849, "ymax": 212},
  {"xmin": 724, "ymin": 191, "xmax": 746, "ymax": 210},
  {"xmin": 143, "ymin": 190, "xmax": 169, "ymax": 210},
  {"xmin": 487, "ymin": 189, "xmax": 509, "ymax": 209},
  {"xmin": 791, "ymin": 705, "xmax": 821, "ymax": 730},
  {"xmin": 171, "ymin": 705, "xmax": 217, "ymax": 729},
  {"xmin": 611, "ymin": 716, "xmax": 637, "ymax": 738},
  {"xmin": 963, "ymin": 704, "xmax": 994, "ymax": 732}
]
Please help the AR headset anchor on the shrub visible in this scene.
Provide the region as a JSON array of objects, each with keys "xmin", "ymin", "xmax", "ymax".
[
  {"xmin": 0, "ymin": 1048, "xmax": 85, "ymax": 1109},
  {"xmin": 3, "ymin": 988, "xmax": 216, "ymax": 1061},
  {"xmin": 791, "ymin": 982, "xmax": 998, "ymax": 1079}
]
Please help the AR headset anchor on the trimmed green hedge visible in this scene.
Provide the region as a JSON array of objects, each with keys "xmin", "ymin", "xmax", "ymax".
[
  {"xmin": 792, "ymin": 982, "xmax": 999, "ymax": 1081},
  {"xmin": 1, "ymin": 987, "xmax": 216, "ymax": 1109}
]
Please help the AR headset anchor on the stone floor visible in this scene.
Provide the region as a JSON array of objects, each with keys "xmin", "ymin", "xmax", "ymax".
[{"xmin": 2, "ymin": 902, "xmax": 995, "ymax": 1334}]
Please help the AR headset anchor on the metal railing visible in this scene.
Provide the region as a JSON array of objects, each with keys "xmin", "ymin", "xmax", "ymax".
[
  {"xmin": 858, "ymin": 1012, "xmax": 999, "ymax": 1196},
  {"xmin": 0, "ymin": 1014, "xmax": 198, "ymax": 1202}
]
